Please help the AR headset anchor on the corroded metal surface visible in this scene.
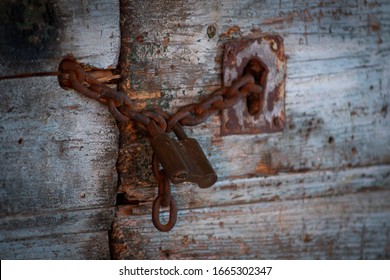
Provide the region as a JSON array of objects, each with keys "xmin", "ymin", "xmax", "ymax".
[
  {"xmin": 222, "ymin": 36, "xmax": 286, "ymax": 135},
  {"xmin": 58, "ymin": 55, "xmax": 263, "ymax": 231}
]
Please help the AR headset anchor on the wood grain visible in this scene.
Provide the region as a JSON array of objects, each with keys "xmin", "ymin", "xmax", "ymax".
[
  {"xmin": 1, "ymin": 231, "xmax": 111, "ymax": 259},
  {"xmin": 113, "ymin": 0, "xmax": 390, "ymax": 259},
  {"xmin": 0, "ymin": 77, "xmax": 118, "ymax": 216},
  {"xmin": 116, "ymin": 165, "xmax": 390, "ymax": 213},
  {"xmin": 0, "ymin": 0, "xmax": 120, "ymax": 75},
  {"xmin": 118, "ymin": 0, "xmax": 390, "ymax": 187},
  {"xmin": 113, "ymin": 189, "xmax": 390, "ymax": 259},
  {"xmin": 0, "ymin": 0, "xmax": 120, "ymax": 259}
]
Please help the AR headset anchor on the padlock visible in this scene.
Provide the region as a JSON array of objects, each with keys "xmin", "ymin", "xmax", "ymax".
[{"xmin": 149, "ymin": 121, "xmax": 218, "ymax": 188}]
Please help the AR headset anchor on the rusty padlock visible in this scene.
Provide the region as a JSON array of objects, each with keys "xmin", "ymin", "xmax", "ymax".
[{"xmin": 148, "ymin": 121, "xmax": 218, "ymax": 189}]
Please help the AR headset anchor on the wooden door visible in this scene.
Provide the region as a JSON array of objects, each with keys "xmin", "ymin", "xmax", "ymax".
[
  {"xmin": 111, "ymin": 0, "xmax": 390, "ymax": 259},
  {"xmin": 0, "ymin": 0, "xmax": 119, "ymax": 259},
  {"xmin": 1, "ymin": 0, "xmax": 389, "ymax": 260}
]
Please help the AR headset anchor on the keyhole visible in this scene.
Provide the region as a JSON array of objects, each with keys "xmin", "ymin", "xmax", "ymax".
[
  {"xmin": 173, "ymin": 170, "xmax": 189, "ymax": 181},
  {"xmin": 243, "ymin": 59, "xmax": 267, "ymax": 116}
]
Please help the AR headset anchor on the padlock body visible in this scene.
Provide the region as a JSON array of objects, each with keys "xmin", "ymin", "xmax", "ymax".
[
  {"xmin": 151, "ymin": 132, "xmax": 218, "ymax": 188},
  {"xmin": 178, "ymin": 138, "xmax": 218, "ymax": 188},
  {"xmin": 151, "ymin": 133, "xmax": 189, "ymax": 184}
]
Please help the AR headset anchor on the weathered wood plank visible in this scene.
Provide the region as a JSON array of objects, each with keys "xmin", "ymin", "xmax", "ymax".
[
  {"xmin": 120, "ymin": 0, "xmax": 389, "ymax": 91},
  {"xmin": 113, "ymin": 0, "xmax": 390, "ymax": 260},
  {"xmin": 0, "ymin": 208, "xmax": 114, "ymax": 242},
  {"xmin": 0, "ymin": 0, "xmax": 120, "ymax": 259},
  {"xmin": 0, "ymin": 77, "xmax": 118, "ymax": 216},
  {"xmin": 117, "ymin": 0, "xmax": 390, "ymax": 188},
  {"xmin": 0, "ymin": 231, "xmax": 111, "ymax": 260},
  {"xmin": 112, "ymin": 190, "xmax": 390, "ymax": 259},
  {"xmin": 116, "ymin": 165, "xmax": 390, "ymax": 213},
  {"xmin": 0, "ymin": 0, "xmax": 120, "ymax": 74}
]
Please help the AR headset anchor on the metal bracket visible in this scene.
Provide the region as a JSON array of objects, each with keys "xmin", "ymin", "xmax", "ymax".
[{"xmin": 221, "ymin": 35, "xmax": 286, "ymax": 135}]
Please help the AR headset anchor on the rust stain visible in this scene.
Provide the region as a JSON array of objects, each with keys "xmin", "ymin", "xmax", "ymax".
[
  {"xmin": 262, "ymin": 16, "xmax": 286, "ymax": 25},
  {"xmin": 219, "ymin": 25, "xmax": 242, "ymax": 39},
  {"xmin": 249, "ymin": 27, "xmax": 264, "ymax": 37},
  {"xmin": 162, "ymin": 33, "xmax": 170, "ymax": 51},
  {"xmin": 64, "ymin": 105, "xmax": 81, "ymax": 110},
  {"xmin": 136, "ymin": 34, "xmax": 145, "ymax": 43},
  {"xmin": 181, "ymin": 235, "xmax": 196, "ymax": 246},
  {"xmin": 237, "ymin": 240, "xmax": 250, "ymax": 255},
  {"xmin": 256, "ymin": 153, "xmax": 278, "ymax": 175},
  {"xmin": 255, "ymin": 162, "xmax": 277, "ymax": 175},
  {"xmin": 219, "ymin": 184, "xmax": 239, "ymax": 191},
  {"xmin": 116, "ymin": 205, "xmax": 138, "ymax": 217},
  {"xmin": 109, "ymin": 225, "xmax": 131, "ymax": 260},
  {"xmin": 381, "ymin": 103, "xmax": 388, "ymax": 117},
  {"xmin": 368, "ymin": 14, "xmax": 381, "ymax": 32},
  {"xmin": 128, "ymin": 90, "xmax": 161, "ymax": 100},
  {"xmin": 302, "ymin": 234, "xmax": 312, "ymax": 243}
]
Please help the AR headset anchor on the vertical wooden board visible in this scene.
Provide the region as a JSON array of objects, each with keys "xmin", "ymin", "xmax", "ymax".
[
  {"xmin": 0, "ymin": 0, "xmax": 120, "ymax": 259},
  {"xmin": 0, "ymin": 77, "xmax": 118, "ymax": 215}
]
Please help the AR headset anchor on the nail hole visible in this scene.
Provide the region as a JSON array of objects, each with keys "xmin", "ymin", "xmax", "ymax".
[
  {"xmin": 207, "ymin": 24, "xmax": 217, "ymax": 39},
  {"xmin": 18, "ymin": 138, "xmax": 24, "ymax": 145},
  {"xmin": 174, "ymin": 171, "xmax": 188, "ymax": 181},
  {"xmin": 328, "ymin": 136, "xmax": 334, "ymax": 144}
]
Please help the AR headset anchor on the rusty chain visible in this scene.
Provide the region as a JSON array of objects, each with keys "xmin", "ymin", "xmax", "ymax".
[
  {"xmin": 151, "ymin": 153, "xmax": 177, "ymax": 232},
  {"xmin": 58, "ymin": 57, "xmax": 263, "ymax": 232}
]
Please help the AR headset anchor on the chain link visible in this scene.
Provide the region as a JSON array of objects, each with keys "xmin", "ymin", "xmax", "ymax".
[
  {"xmin": 59, "ymin": 58, "xmax": 262, "ymax": 131},
  {"xmin": 151, "ymin": 154, "xmax": 177, "ymax": 231},
  {"xmin": 58, "ymin": 58, "xmax": 262, "ymax": 232}
]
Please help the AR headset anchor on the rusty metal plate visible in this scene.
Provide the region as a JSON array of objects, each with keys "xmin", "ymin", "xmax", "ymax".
[{"xmin": 221, "ymin": 35, "xmax": 286, "ymax": 135}]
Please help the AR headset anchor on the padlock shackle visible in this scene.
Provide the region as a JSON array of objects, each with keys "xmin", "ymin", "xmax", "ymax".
[
  {"xmin": 147, "ymin": 120, "xmax": 163, "ymax": 137},
  {"xmin": 171, "ymin": 123, "xmax": 187, "ymax": 140}
]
